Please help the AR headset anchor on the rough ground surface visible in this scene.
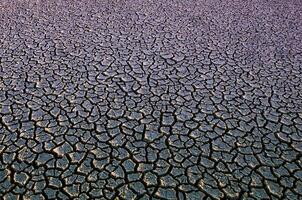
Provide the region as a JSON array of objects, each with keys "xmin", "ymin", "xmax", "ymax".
[{"xmin": 0, "ymin": 0, "xmax": 302, "ymax": 199}]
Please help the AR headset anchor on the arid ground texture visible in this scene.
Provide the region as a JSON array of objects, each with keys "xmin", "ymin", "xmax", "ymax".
[{"xmin": 0, "ymin": 0, "xmax": 302, "ymax": 199}]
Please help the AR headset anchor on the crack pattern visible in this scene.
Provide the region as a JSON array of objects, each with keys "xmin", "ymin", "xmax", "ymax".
[{"xmin": 0, "ymin": 0, "xmax": 302, "ymax": 199}]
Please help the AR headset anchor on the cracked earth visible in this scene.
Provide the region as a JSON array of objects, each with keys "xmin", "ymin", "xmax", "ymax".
[{"xmin": 1, "ymin": 0, "xmax": 302, "ymax": 199}]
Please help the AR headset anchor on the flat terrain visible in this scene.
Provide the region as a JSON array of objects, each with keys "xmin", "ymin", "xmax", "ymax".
[{"xmin": 0, "ymin": 0, "xmax": 302, "ymax": 199}]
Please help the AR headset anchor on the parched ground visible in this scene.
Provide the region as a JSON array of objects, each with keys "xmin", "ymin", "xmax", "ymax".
[{"xmin": 0, "ymin": 0, "xmax": 302, "ymax": 199}]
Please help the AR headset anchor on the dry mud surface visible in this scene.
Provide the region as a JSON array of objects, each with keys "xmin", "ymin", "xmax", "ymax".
[{"xmin": 0, "ymin": 0, "xmax": 302, "ymax": 199}]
